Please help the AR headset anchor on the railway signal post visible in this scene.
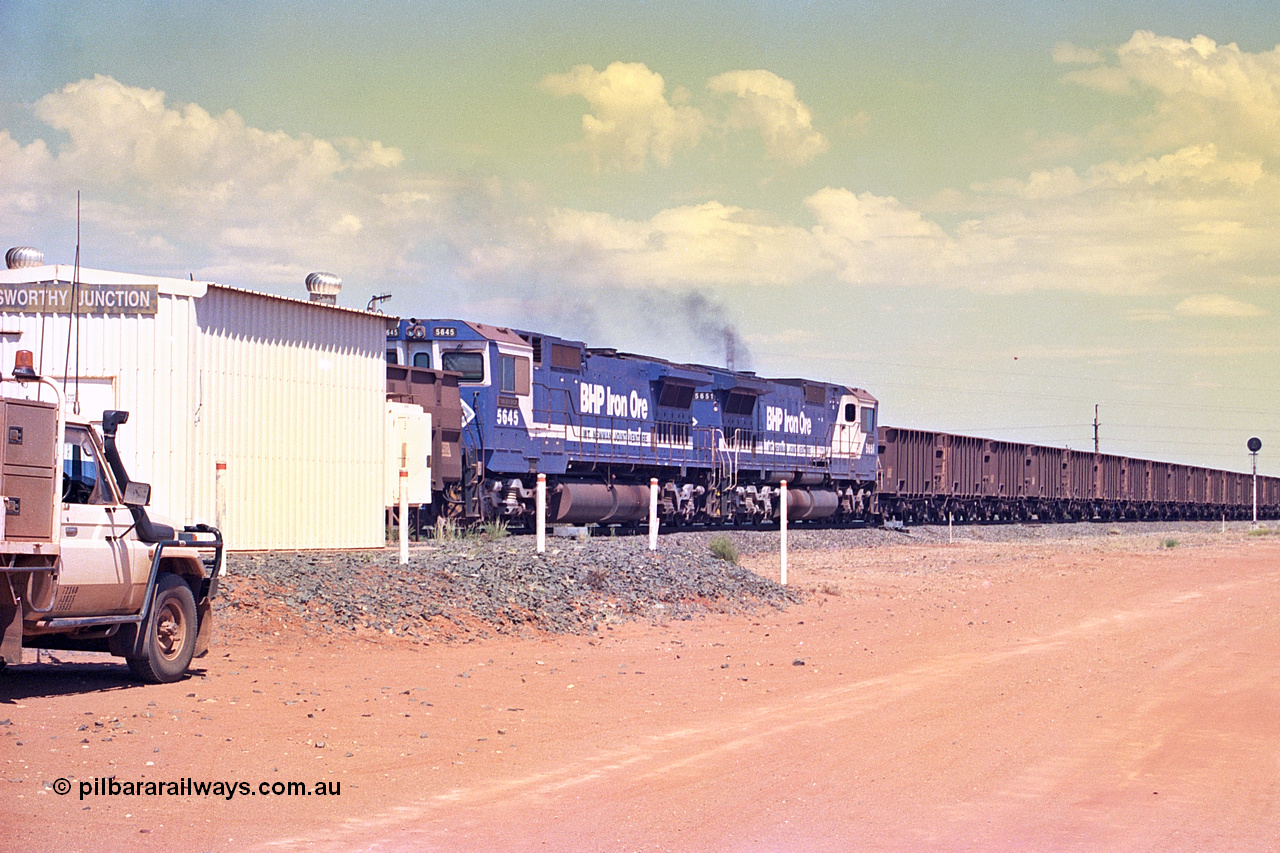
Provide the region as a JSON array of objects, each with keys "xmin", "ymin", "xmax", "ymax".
[{"xmin": 1248, "ymin": 437, "xmax": 1262, "ymax": 528}]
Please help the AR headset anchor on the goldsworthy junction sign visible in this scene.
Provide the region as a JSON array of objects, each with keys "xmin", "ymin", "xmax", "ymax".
[{"xmin": 0, "ymin": 280, "xmax": 159, "ymax": 315}]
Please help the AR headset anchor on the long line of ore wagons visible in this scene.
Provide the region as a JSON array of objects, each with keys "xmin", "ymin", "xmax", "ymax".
[{"xmin": 877, "ymin": 426, "xmax": 1279, "ymax": 524}]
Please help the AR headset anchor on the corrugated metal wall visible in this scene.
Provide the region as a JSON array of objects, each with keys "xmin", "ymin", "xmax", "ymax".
[
  {"xmin": 190, "ymin": 287, "xmax": 387, "ymax": 550},
  {"xmin": 0, "ymin": 276, "xmax": 201, "ymax": 523},
  {"xmin": 0, "ymin": 266, "xmax": 388, "ymax": 551}
]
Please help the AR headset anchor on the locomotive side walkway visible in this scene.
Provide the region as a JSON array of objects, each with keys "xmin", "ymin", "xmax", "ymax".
[{"xmin": 3, "ymin": 525, "xmax": 1279, "ymax": 852}]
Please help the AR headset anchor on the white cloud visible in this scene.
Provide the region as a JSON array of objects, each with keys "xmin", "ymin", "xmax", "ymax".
[
  {"xmin": 805, "ymin": 188, "xmax": 958, "ymax": 285},
  {"xmin": 984, "ymin": 144, "xmax": 1263, "ymax": 199},
  {"xmin": 535, "ymin": 201, "xmax": 830, "ymax": 287},
  {"xmin": 31, "ymin": 76, "xmax": 353, "ymax": 191},
  {"xmin": 1067, "ymin": 31, "xmax": 1280, "ymax": 158},
  {"xmin": 1093, "ymin": 144, "xmax": 1263, "ymax": 187},
  {"xmin": 972, "ymin": 166, "xmax": 1087, "ymax": 200},
  {"xmin": 0, "ymin": 131, "xmax": 53, "ymax": 215},
  {"xmin": 539, "ymin": 62, "xmax": 705, "ymax": 172},
  {"xmin": 540, "ymin": 63, "xmax": 830, "ymax": 170},
  {"xmin": 955, "ymin": 30, "xmax": 1280, "ymax": 295},
  {"xmin": 806, "ymin": 187, "xmax": 945, "ymax": 242},
  {"xmin": 0, "ymin": 75, "xmax": 440, "ymax": 286},
  {"xmin": 1174, "ymin": 293, "xmax": 1267, "ymax": 318},
  {"xmin": 706, "ymin": 69, "xmax": 829, "ymax": 165}
]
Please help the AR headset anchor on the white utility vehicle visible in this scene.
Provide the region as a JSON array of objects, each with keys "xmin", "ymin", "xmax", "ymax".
[{"xmin": 0, "ymin": 350, "xmax": 223, "ymax": 682}]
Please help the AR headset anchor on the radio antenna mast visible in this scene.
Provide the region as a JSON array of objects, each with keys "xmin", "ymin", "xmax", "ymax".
[{"xmin": 61, "ymin": 191, "xmax": 82, "ymax": 413}]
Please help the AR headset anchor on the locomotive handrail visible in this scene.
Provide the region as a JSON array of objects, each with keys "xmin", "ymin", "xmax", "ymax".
[
  {"xmin": 531, "ymin": 385, "xmax": 851, "ymax": 478},
  {"xmin": 536, "ymin": 388, "xmax": 722, "ymax": 471}
]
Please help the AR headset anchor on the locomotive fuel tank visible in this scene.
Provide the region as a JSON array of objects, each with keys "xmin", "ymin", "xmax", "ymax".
[
  {"xmin": 784, "ymin": 488, "xmax": 840, "ymax": 520},
  {"xmin": 550, "ymin": 482, "xmax": 650, "ymax": 525}
]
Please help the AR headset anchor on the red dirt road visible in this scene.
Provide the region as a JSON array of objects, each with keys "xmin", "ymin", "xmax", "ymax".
[{"xmin": 4, "ymin": 529, "xmax": 1280, "ymax": 852}]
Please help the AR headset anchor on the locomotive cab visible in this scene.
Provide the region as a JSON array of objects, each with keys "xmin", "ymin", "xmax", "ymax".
[
  {"xmin": 388, "ymin": 319, "xmax": 538, "ymax": 514},
  {"xmin": 834, "ymin": 389, "xmax": 877, "ymax": 459}
]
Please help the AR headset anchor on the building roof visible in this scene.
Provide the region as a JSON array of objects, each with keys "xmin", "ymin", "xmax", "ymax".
[
  {"xmin": 0, "ymin": 263, "xmax": 209, "ymax": 297},
  {"xmin": 208, "ymin": 282, "xmax": 397, "ymax": 320},
  {"xmin": 0, "ymin": 264, "xmax": 397, "ymax": 320}
]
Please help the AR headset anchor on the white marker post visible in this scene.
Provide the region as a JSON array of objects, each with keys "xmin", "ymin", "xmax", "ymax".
[
  {"xmin": 1253, "ymin": 458, "xmax": 1259, "ymax": 529},
  {"xmin": 779, "ymin": 479, "xmax": 788, "ymax": 586},
  {"xmin": 398, "ymin": 468, "xmax": 409, "ymax": 565},
  {"xmin": 536, "ymin": 473, "xmax": 547, "ymax": 554},
  {"xmin": 215, "ymin": 460, "xmax": 228, "ymax": 572},
  {"xmin": 649, "ymin": 478, "xmax": 659, "ymax": 551}
]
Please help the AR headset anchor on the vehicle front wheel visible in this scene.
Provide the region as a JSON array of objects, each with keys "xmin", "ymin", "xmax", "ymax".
[{"xmin": 127, "ymin": 574, "xmax": 197, "ymax": 684}]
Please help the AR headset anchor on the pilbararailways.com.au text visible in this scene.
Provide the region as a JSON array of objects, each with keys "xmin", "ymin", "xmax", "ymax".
[{"xmin": 56, "ymin": 776, "xmax": 341, "ymax": 800}]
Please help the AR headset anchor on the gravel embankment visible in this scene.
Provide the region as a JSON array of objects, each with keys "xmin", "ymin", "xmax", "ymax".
[
  {"xmin": 217, "ymin": 533, "xmax": 801, "ymax": 642},
  {"xmin": 216, "ymin": 520, "xmax": 1267, "ymax": 643}
]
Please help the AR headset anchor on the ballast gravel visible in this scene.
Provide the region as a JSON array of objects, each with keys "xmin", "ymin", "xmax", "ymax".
[
  {"xmin": 218, "ymin": 533, "xmax": 800, "ymax": 642},
  {"xmin": 216, "ymin": 520, "xmax": 1242, "ymax": 642}
]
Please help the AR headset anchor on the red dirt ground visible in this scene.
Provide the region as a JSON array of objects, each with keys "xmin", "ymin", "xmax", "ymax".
[{"xmin": 4, "ymin": 528, "xmax": 1280, "ymax": 852}]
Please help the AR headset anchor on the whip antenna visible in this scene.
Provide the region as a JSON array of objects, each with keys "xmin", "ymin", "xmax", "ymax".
[{"xmin": 61, "ymin": 191, "xmax": 83, "ymax": 413}]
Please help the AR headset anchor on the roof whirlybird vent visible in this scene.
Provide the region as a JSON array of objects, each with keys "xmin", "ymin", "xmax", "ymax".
[
  {"xmin": 6, "ymin": 247, "xmax": 44, "ymax": 269},
  {"xmin": 305, "ymin": 271, "xmax": 342, "ymax": 305}
]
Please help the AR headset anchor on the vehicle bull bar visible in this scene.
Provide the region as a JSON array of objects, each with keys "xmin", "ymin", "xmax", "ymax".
[{"xmin": 32, "ymin": 525, "xmax": 224, "ymax": 644}]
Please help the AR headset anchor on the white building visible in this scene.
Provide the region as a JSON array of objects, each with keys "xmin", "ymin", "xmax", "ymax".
[{"xmin": 0, "ymin": 252, "xmax": 390, "ymax": 550}]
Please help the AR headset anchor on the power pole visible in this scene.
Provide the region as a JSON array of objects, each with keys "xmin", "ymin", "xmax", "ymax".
[{"xmin": 1093, "ymin": 404, "xmax": 1099, "ymax": 453}]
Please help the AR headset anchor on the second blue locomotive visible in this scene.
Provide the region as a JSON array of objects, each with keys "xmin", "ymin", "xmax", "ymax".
[{"xmin": 385, "ymin": 318, "xmax": 880, "ymax": 527}]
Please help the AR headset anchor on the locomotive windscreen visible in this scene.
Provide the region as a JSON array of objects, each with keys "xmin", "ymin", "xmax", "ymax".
[{"xmin": 441, "ymin": 351, "xmax": 484, "ymax": 382}]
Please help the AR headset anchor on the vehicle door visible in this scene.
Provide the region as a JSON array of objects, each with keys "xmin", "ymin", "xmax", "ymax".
[
  {"xmin": 833, "ymin": 396, "xmax": 865, "ymax": 458},
  {"xmin": 58, "ymin": 425, "xmax": 148, "ymax": 615}
]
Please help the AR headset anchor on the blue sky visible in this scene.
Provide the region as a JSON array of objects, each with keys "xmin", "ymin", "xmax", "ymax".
[{"xmin": 2, "ymin": 1, "xmax": 1279, "ymax": 474}]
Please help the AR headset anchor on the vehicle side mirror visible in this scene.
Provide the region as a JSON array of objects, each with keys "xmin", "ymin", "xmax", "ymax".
[{"xmin": 122, "ymin": 481, "xmax": 151, "ymax": 507}]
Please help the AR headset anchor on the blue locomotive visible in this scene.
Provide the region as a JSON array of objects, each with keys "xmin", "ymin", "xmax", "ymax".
[{"xmin": 385, "ymin": 318, "xmax": 880, "ymax": 527}]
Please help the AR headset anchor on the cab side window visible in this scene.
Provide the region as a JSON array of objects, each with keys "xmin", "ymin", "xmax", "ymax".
[
  {"xmin": 499, "ymin": 355, "xmax": 517, "ymax": 393},
  {"xmin": 63, "ymin": 427, "xmax": 110, "ymax": 505},
  {"xmin": 498, "ymin": 354, "xmax": 532, "ymax": 395}
]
